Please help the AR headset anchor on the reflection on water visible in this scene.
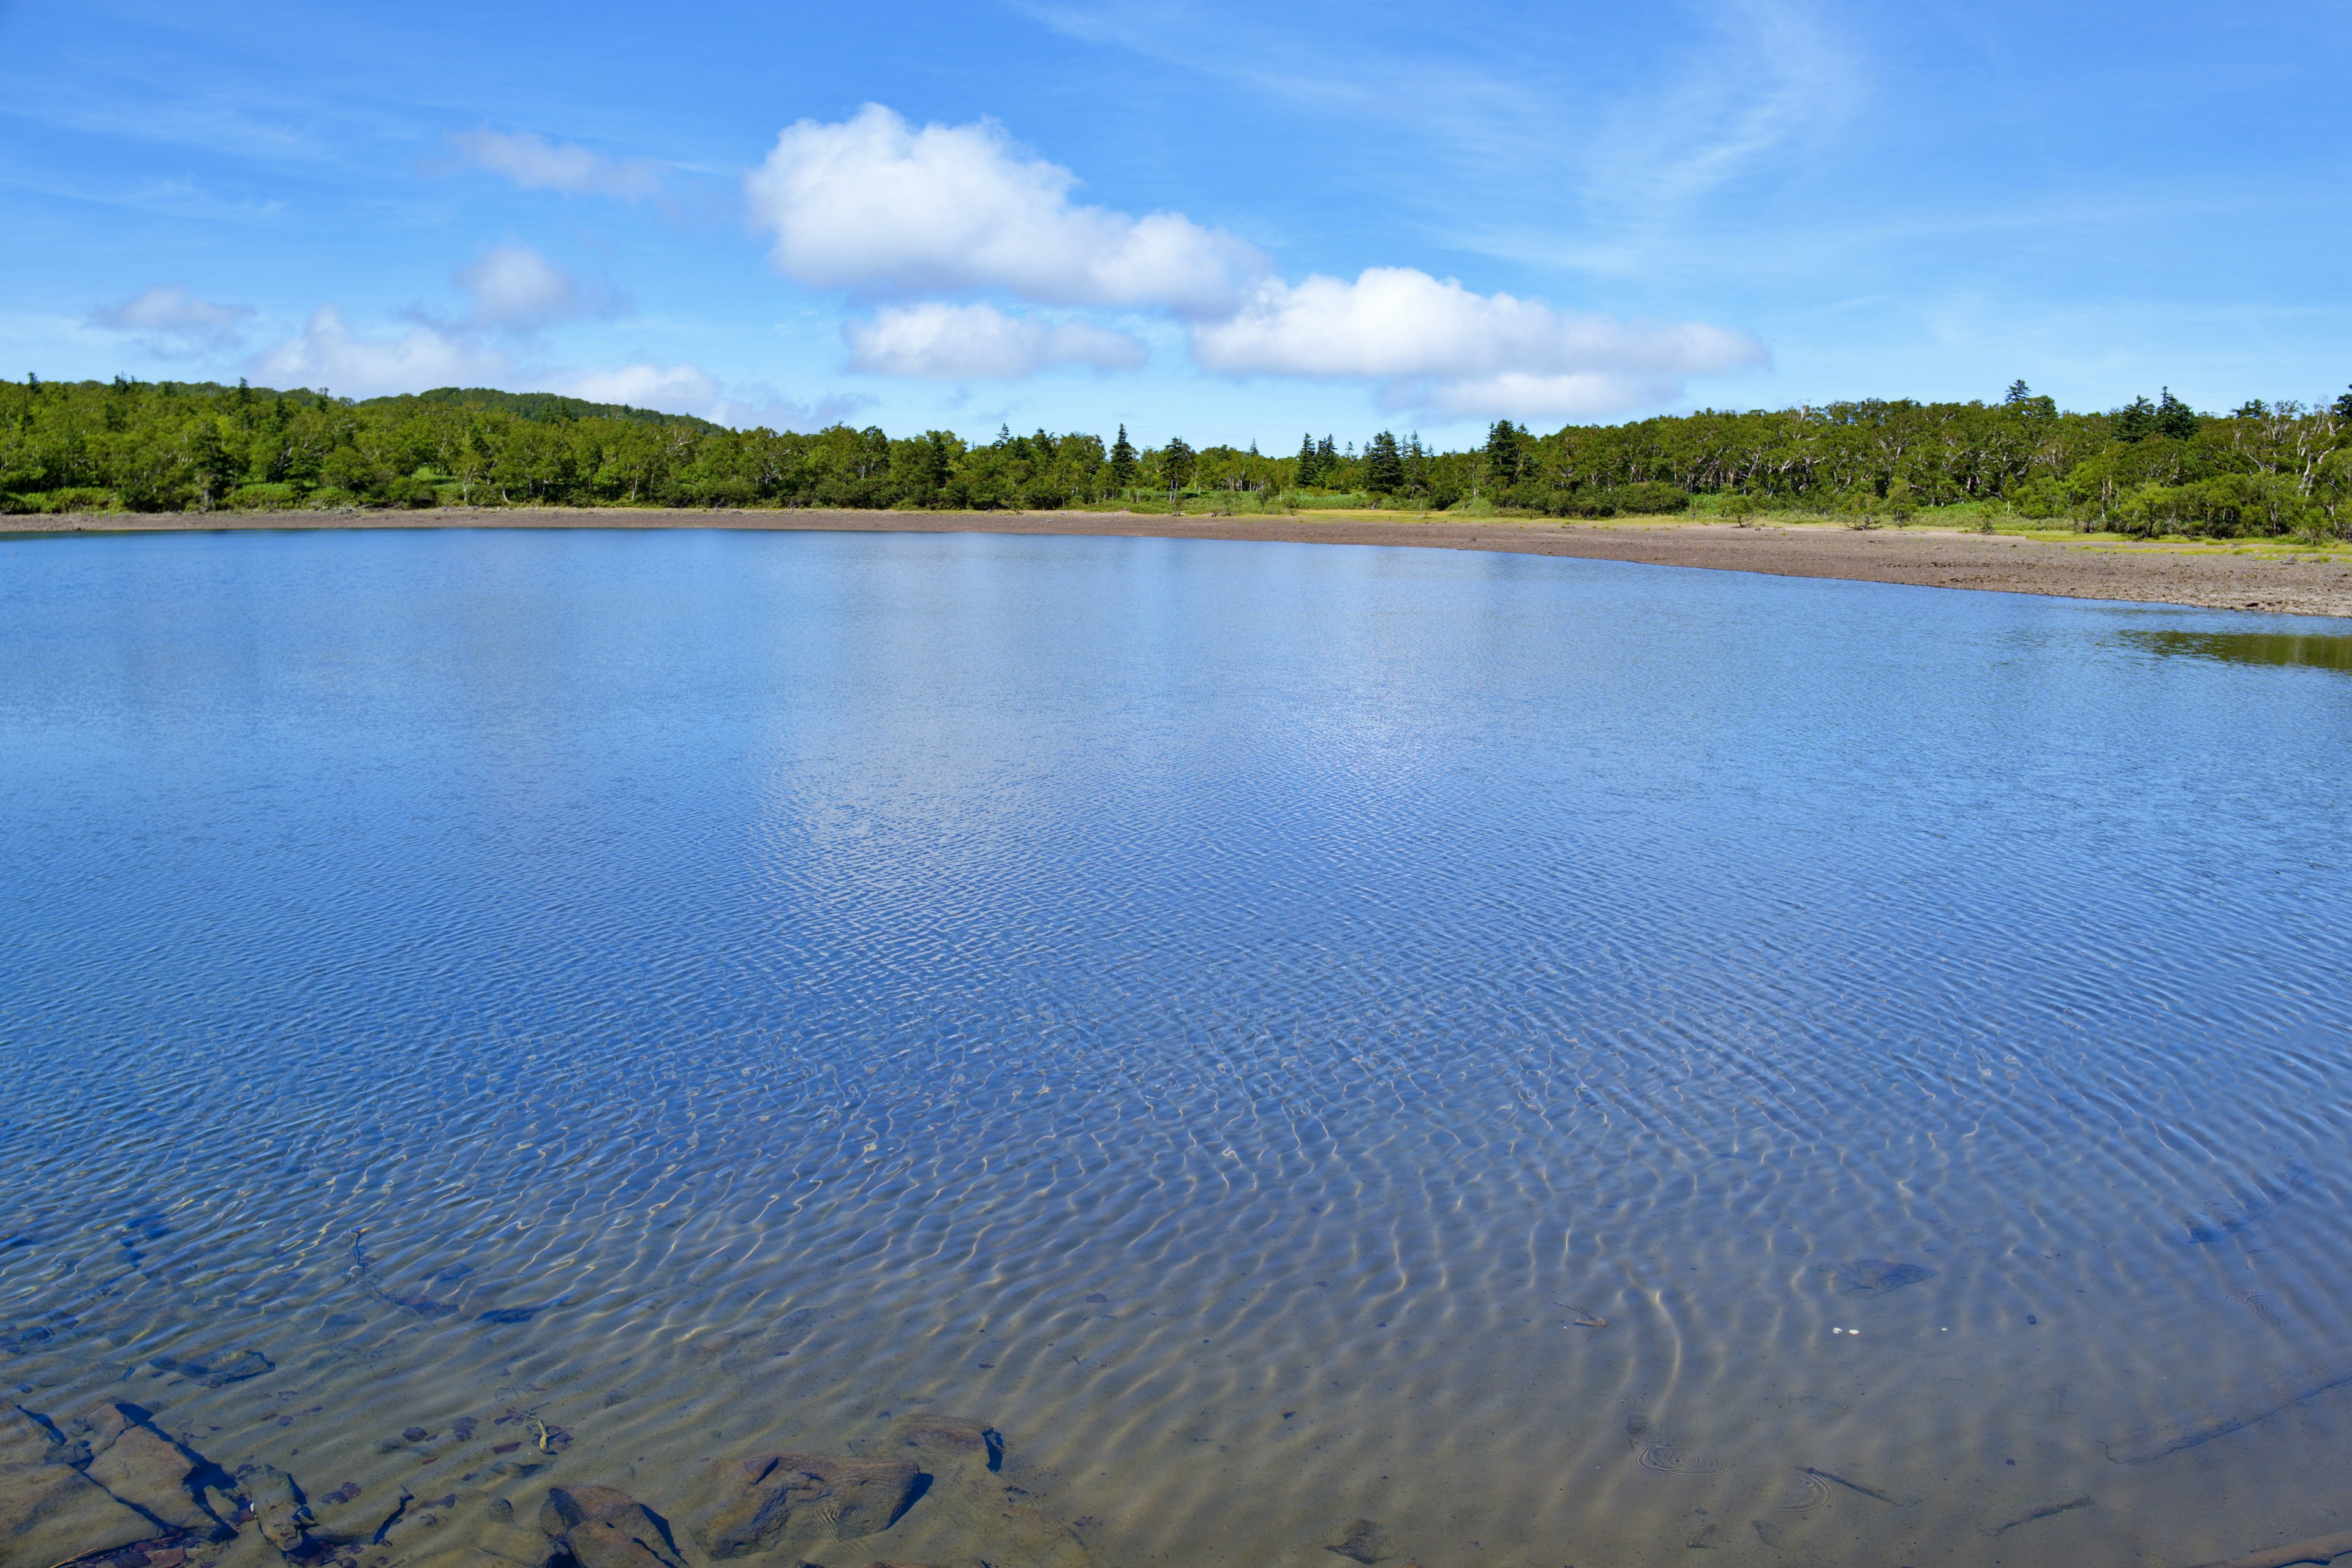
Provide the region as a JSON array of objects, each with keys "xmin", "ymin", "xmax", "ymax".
[
  {"xmin": 2121, "ymin": 627, "xmax": 2352, "ymax": 671},
  {"xmin": 2, "ymin": 530, "xmax": 2351, "ymax": 1568}
]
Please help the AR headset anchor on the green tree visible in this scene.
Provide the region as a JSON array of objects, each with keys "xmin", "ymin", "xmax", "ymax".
[
  {"xmin": 1485, "ymin": 419, "xmax": 1526, "ymax": 486},
  {"xmin": 1109, "ymin": 424, "xmax": 1137, "ymax": 491},
  {"xmin": 1365, "ymin": 430, "xmax": 1404, "ymax": 494},
  {"xmin": 185, "ymin": 418, "xmax": 237, "ymax": 509},
  {"xmin": 1295, "ymin": 431, "xmax": 1319, "ymax": 487},
  {"xmin": 2114, "ymin": 396, "xmax": 2157, "ymax": 443},
  {"xmin": 2155, "ymin": 388, "xmax": 2199, "ymax": 440},
  {"xmin": 1161, "ymin": 437, "xmax": 1196, "ymax": 496}
]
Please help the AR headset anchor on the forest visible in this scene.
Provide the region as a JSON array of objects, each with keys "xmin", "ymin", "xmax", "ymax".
[{"xmin": 5, "ymin": 375, "xmax": 2351, "ymax": 541}]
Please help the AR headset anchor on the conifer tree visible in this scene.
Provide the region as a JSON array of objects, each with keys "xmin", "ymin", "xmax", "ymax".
[
  {"xmin": 1109, "ymin": 424, "xmax": 1137, "ymax": 489},
  {"xmin": 2155, "ymin": 388, "xmax": 2198, "ymax": 440},
  {"xmin": 1161, "ymin": 437, "xmax": 1195, "ymax": 496},
  {"xmin": 1295, "ymin": 432, "xmax": 1318, "ymax": 487},
  {"xmin": 2114, "ymin": 395, "xmax": 2157, "ymax": 443},
  {"xmin": 1365, "ymin": 431, "xmax": 1404, "ymax": 493},
  {"xmin": 1485, "ymin": 419, "xmax": 1525, "ymax": 486}
]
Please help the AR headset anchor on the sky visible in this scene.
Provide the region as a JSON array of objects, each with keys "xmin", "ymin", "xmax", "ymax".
[{"xmin": 4, "ymin": 0, "xmax": 2350, "ymax": 445}]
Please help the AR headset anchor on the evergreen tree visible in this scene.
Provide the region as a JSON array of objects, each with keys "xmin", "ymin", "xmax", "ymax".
[
  {"xmin": 2114, "ymin": 395, "xmax": 2157, "ymax": 443},
  {"xmin": 2155, "ymin": 388, "xmax": 2199, "ymax": 440},
  {"xmin": 2004, "ymin": 379, "xmax": 2032, "ymax": 405},
  {"xmin": 2332, "ymin": 386, "xmax": 2352, "ymax": 420},
  {"xmin": 1295, "ymin": 431, "xmax": 1318, "ymax": 486},
  {"xmin": 1365, "ymin": 431, "xmax": 1405, "ymax": 493},
  {"xmin": 1315, "ymin": 435, "xmax": 1336, "ymax": 472},
  {"xmin": 1485, "ymin": 419, "xmax": 1525, "ymax": 486},
  {"xmin": 1162, "ymin": 437, "xmax": 1195, "ymax": 495},
  {"xmin": 1109, "ymin": 424, "xmax": 1137, "ymax": 489}
]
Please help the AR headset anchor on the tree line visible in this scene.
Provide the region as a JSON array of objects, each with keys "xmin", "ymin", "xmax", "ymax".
[{"xmin": 6, "ymin": 375, "xmax": 2351, "ymax": 541}]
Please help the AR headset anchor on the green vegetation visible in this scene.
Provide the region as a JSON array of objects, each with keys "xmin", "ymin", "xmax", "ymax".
[{"xmin": 5, "ymin": 375, "xmax": 2350, "ymax": 543}]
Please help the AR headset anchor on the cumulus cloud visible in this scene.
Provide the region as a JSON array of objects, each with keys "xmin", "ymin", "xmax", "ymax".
[
  {"xmin": 737, "ymin": 104, "xmax": 1766, "ymax": 414},
  {"xmin": 455, "ymin": 244, "xmax": 595, "ymax": 331},
  {"xmin": 92, "ymin": 284, "xmax": 255, "ymax": 353},
  {"xmin": 843, "ymin": 302, "xmax": 1147, "ymax": 379},
  {"xmin": 745, "ymin": 104, "xmax": 1259, "ymax": 316},
  {"xmin": 1188, "ymin": 266, "xmax": 1767, "ymax": 419},
  {"xmin": 251, "ymin": 306, "xmax": 507, "ymax": 398},
  {"xmin": 451, "ymin": 129, "xmax": 662, "ymax": 199}
]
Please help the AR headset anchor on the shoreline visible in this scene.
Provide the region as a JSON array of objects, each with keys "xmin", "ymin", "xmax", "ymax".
[{"xmin": 13, "ymin": 507, "xmax": 2352, "ymax": 619}]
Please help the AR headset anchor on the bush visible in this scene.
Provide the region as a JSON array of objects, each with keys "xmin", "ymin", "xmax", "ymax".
[
  {"xmin": 13, "ymin": 486, "xmax": 115, "ymax": 514},
  {"xmin": 2010, "ymin": 476, "xmax": 2068, "ymax": 520},
  {"xmin": 382, "ymin": 476, "xmax": 439, "ymax": 508},
  {"xmin": 1545, "ymin": 491, "xmax": 1616, "ymax": 518},
  {"xmin": 116, "ymin": 475, "xmax": 187, "ymax": 512},
  {"xmin": 226, "ymin": 483, "xmax": 301, "ymax": 511},
  {"xmin": 1615, "ymin": 480, "xmax": 1690, "ymax": 514}
]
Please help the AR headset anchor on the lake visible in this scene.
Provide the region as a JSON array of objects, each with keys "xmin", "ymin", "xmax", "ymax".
[{"xmin": 4, "ymin": 526, "xmax": 2351, "ymax": 1568}]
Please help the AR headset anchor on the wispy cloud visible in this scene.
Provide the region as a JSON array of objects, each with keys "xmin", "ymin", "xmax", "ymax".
[
  {"xmin": 1562, "ymin": 0, "xmax": 1864, "ymax": 274},
  {"xmin": 543, "ymin": 363, "xmax": 866, "ymax": 430},
  {"xmin": 1021, "ymin": 0, "xmax": 1864, "ymax": 280},
  {"xmin": 450, "ymin": 129, "xmax": 665, "ymax": 200},
  {"xmin": 452, "ymin": 244, "xmax": 615, "ymax": 332},
  {"xmin": 91, "ymin": 284, "xmax": 255, "ymax": 355}
]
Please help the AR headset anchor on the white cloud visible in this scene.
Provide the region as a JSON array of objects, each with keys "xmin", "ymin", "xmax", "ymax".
[
  {"xmin": 546, "ymin": 361, "xmax": 718, "ymax": 412},
  {"xmin": 843, "ymin": 302, "xmax": 1147, "ymax": 379},
  {"xmin": 1188, "ymin": 266, "xmax": 1767, "ymax": 419},
  {"xmin": 456, "ymin": 244, "xmax": 589, "ymax": 331},
  {"xmin": 451, "ymin": 129, "xmax": 662, "ymax": 199},
  {"xmin": 538, "ymin": 364, "xmax": 865, "ymax": 431},
  {"xmin": 744, "ymin": 104, "xmax": 1260, "ymax": 315},
  {"xmin": 251, "ymin": 306, "xmax": 507, "ymax": 397},
  {"xmin": 92, "ymin": 284, "xmax": 254, "ymax": 352}
]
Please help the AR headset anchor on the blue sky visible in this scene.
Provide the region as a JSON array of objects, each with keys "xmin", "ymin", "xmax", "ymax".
[{"xmin": 4, "ymin": 0, "xmax": 2349, "ymax": 445}]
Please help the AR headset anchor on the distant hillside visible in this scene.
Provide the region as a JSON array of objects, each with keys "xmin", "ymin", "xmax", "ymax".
[{"xmin": 370, "ymin": 386, "xmax": 725, "ymax": 433}]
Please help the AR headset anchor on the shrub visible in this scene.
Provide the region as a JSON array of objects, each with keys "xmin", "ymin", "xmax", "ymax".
[
  {"xmin": 225, "ymin": 483, "xmax": 300, "ymax": 510},
  {"xmin": 1615, "ymin": 480, "xmax": 1690, "ymax": 514}
]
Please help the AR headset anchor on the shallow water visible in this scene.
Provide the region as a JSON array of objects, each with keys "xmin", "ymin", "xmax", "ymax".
[{"xmin": 3, "ymin": 527, "xmax": 2351, "ymax": 1568}]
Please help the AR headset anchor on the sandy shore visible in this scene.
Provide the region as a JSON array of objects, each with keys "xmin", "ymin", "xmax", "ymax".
[{"xmin": 17, "ymin": 507, "xmax": 2352, "ymax": 619}]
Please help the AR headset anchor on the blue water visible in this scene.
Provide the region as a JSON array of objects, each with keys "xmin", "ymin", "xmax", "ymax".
[{"xmin": 4, "ymin": 527, "xmax": 2351, "ymax": 1568}]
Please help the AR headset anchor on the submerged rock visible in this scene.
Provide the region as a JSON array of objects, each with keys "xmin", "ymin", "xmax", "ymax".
[
  {"xmin": 1833, "ymin": 1259, "xmax": 1934, "ymax": 1297},
  {"xmin": 0, "ymin": 1461, "xmax": 158, "ymax": 1566},
  {"xmin": 687, "ymin": 1454, "xmax": 922, "ymax": 1559},
  {"xmin": 386, "ymin": 1489, "xmax": 559, "ymax": 1568},
  {"xmin": 540, "ymin": 1484, "xmax": 685, "ymax": 1568},
  {"xmin": 70, "ymin": 1400, "xmax": 225, "ymax": 1537},
  {"xmin": 240, "ymin": 1464, "xmax": 311, "ymax": 1551},
  {"xmin": 0, "ymin": 1398, "xmax": 158, "ymax": 1567},
  {"xmin": 1325, "ymin": 1517, "xmax": 1390, "ymax": 1563},
  {"xmin": 148, "ymin": 1348, "xmax": 273, "ymax": 1386},
  {"xmin": 867, "ymin": 1415, "xmax": 1092, "ymax": 1568}
]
